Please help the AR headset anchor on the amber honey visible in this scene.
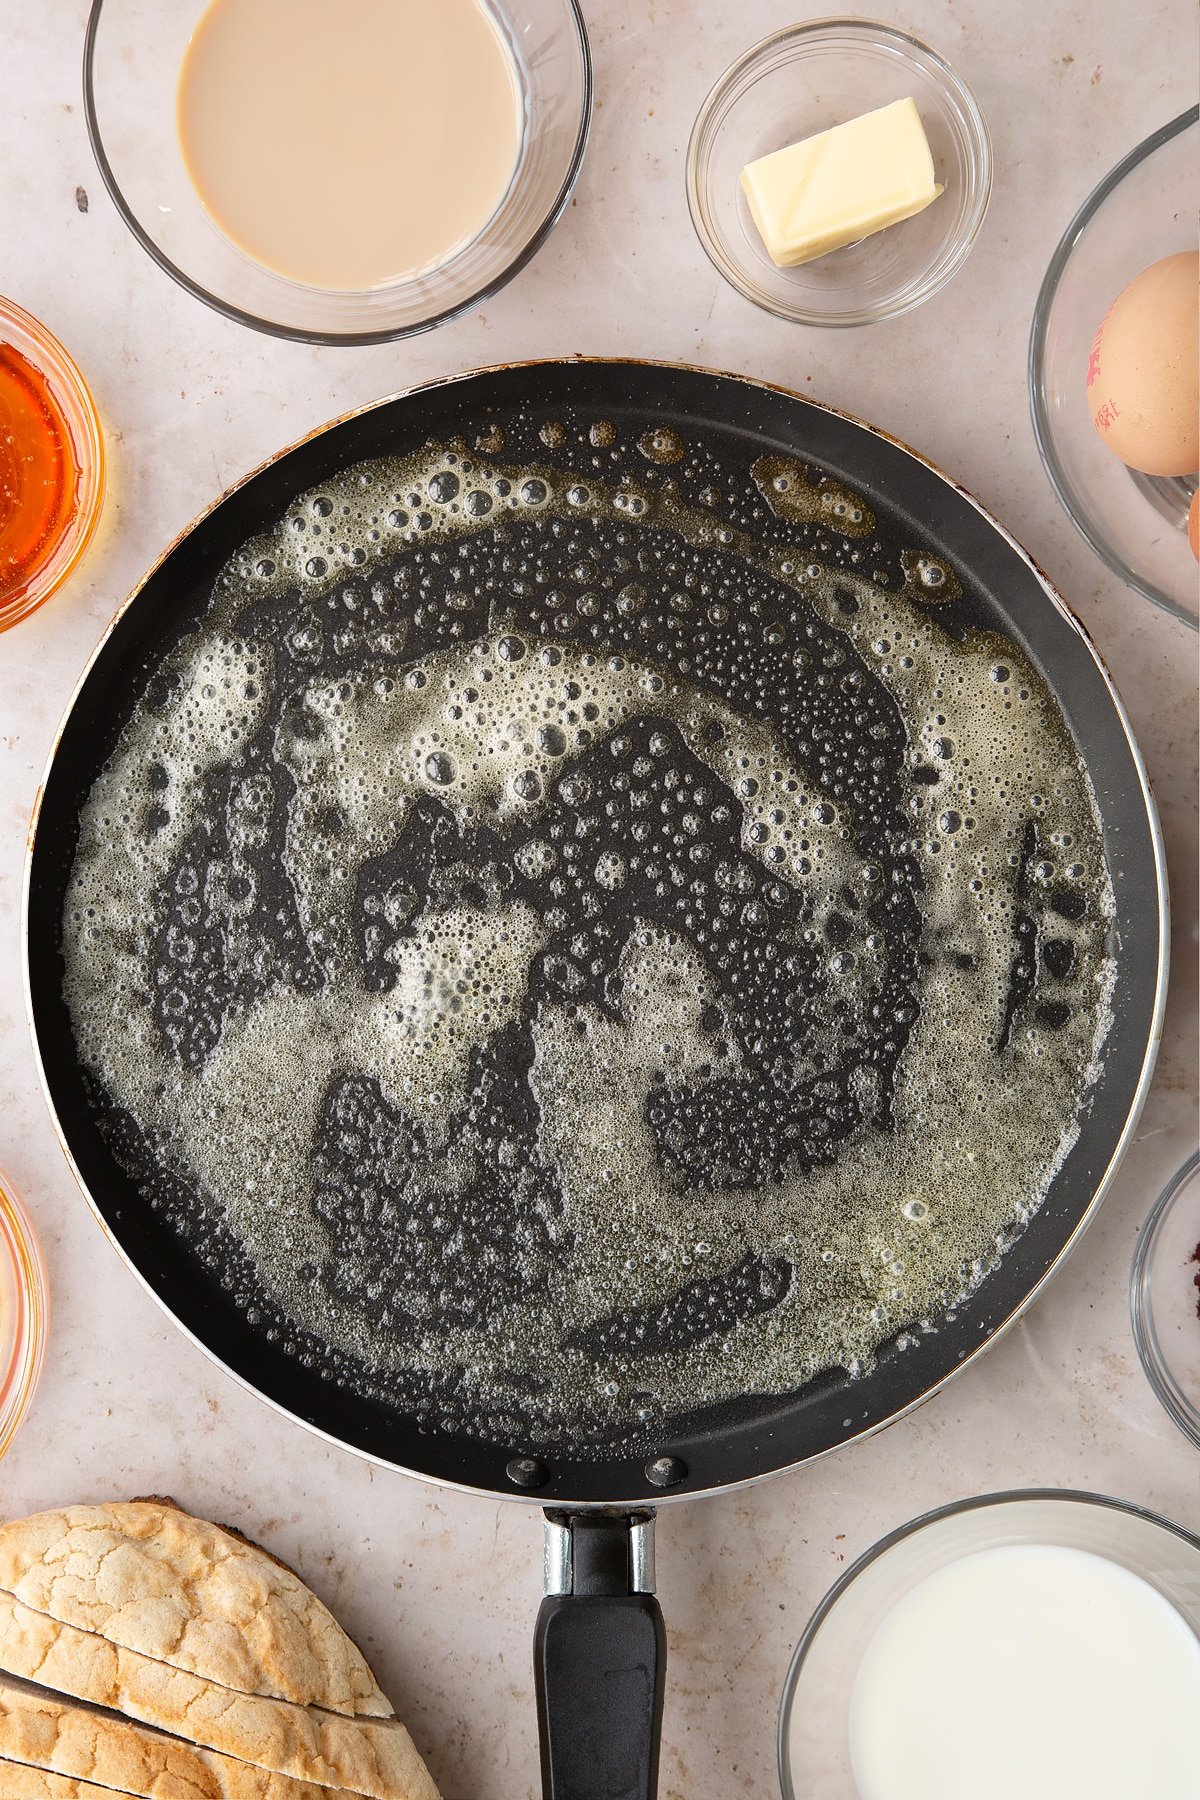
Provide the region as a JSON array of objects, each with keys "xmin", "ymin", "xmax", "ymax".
[
  {"xmin": 0, "ymin": 340, "xmax": 82, "ymax": 607},
  {"xmin": 0, "ymin": 298, "xmax": 103, "ymax": 630}
]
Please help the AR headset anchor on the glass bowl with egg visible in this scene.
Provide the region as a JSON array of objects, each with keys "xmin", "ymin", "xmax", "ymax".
[
  {"xmin": 686, "ymin": 20, "xmax": 992, "ymax": 328},
  {"xmin": 83, "ymin": 0, "xmax": 592, "ymax": 344},
  {"xmin": 1132, "ymin": 1151, "xmax": 1200, "ymax": 1450},
  {"xmin": 779, "ymin": 1489, "xmax": 1200, "ymax": 1800},
  {"xmin": 1029, "ymin": 108, "xmax": 1199, "ymax": 630}
]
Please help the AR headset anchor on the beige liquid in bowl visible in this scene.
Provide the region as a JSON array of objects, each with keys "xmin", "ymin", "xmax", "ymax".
[{"xmin": 176, "ymin": 0, "xmax": 523, "ymax": 291}]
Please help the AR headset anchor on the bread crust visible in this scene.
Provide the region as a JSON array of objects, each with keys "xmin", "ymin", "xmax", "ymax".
[
  {"xmin": 0, "ymin": 1757, "xmax": 146, "ymax": 1799},
  {"xmin": 0, "ymin": 1674, "xmax": 375, "ymax": 1800},
  {"xmin": 0, "ymin": 1507, "xmax": 390, "ymax": 1720},
  {"xmin": 0, "ymin": 1593, "xmax": 438, "ymax": 1800}
]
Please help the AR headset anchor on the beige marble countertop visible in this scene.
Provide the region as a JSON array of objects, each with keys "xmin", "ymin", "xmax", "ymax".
[{"xmin": 1, "ymin": 3, "xmax": 1197, "ymax": 1796}]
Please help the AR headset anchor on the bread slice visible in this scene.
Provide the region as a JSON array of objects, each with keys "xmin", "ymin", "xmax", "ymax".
[
  {"xmin": 0, "ymin": 1673, "xmax": 377, "ymax": 1800},
  {"xmin": 0, "ymin": 1592, "xmax": 438, "ymax": 1800},
  {"xmin": 0, "ymin": 1759, "xmax": 144, "ymax": 1799},
  {"xmin": 0, "ymin": 1505, "xmax": 389, "ymax": 1719}
]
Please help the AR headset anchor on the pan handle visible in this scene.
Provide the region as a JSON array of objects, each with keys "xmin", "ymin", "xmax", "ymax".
[{"xmin": 534, "ymin": 1510, "xmax": 666, "ymax": 1800}]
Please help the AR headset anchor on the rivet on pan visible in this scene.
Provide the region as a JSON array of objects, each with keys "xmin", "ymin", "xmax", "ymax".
[
  {"xmin": 506, "ymin": 1456, "xmax": 549, "ymax": 1489},
  {"xmin": 644, "ymin": 1455, "xmax": 687, "ymax": 1488}
]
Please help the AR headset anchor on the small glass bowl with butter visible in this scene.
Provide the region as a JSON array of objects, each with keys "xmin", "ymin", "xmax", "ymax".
[{"xmin": 687, "ymin": 20, "xmax": 991, "ymax": 328}]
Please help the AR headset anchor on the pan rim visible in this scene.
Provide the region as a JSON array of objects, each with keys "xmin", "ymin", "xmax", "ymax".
[{"xmin": 22, "ymin": 357, "xmax": 1170, "ymax": 1508}]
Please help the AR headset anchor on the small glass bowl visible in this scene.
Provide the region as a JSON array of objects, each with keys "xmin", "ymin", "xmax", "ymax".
[
  {"xmin": 1029, "ymin": 109, "xmax": 1199, "ymax": 630},
  {"xmin": 686, "ymin": 19, "xmax": 991, "ymax": 328},
  {"xmin": 84, "ymin": 0, "xmax": 592, "ymax": 345},
  {"xmin": 0, "ymin": 1171, "xmax": 50, "ymax": 1459},
  {"xmin": 779, "ymin": 1489, "xmax": 1200, "ymax": 1799},
  {"xmin": 1132, "ymin": 1151, "xmax": 1200, "ymax": 1450},
  {"xmin": 0, "ymin": 296, "xmax": 105, "ymax": 632}
]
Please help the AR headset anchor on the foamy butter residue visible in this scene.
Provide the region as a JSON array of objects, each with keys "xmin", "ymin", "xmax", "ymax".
[{"xmin": 62, "ymin": 425, "xmax": 1115, "ymax": 1451}]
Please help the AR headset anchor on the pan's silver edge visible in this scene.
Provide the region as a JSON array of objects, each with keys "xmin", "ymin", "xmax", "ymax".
[{"xmin": 21, "ymin": 358, "xmax": 1171, "ymax": 1510}]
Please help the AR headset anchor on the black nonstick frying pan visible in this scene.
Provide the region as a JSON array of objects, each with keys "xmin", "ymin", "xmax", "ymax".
[{"xmin": 25, "ymin": 361, "xmax": 1167, "ymax": 1800}]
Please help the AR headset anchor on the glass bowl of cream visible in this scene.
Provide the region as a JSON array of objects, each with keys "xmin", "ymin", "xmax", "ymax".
[
  {"xmin": 779, "ymin": 1489, "xmax": 1200, "ymax": 1800},
  {"xmin": 84, "ymin": 0, "xmax": 591, "ymax": 343}
]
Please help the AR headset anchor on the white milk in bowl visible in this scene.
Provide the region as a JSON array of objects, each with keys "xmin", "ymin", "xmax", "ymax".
[{"xmin": 848, "ymin": 1542, "xmax": 1200, "ymax": 1800}]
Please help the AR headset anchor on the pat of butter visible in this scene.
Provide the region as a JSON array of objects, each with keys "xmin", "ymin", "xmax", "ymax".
[{"xmin": 740, "ymin": 97, "xmax": 943, "ymax": 268}]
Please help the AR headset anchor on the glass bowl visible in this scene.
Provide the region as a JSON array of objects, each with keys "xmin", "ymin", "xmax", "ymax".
[
  {"xmin": 84, "ymin": 0, "xmax": 592, "ymax": 345},
  {"xmin": 1132, "ymin": 1151, "xmax": 1200, "ymax": 1450},
  {"xmin": 0, "ymin": 295, "xmax": 105, "ymax": 632},
  {"xmin": 0, "ymin": 1170, "xmax": 50, "ymax": 1459},
  {"xmin": 686, "ymin": 20, "xmax": 991, "ymax": 328},
  {"xmin": 1029, "ymin": 109, "xmax": 1199, "ymax": 630},
  {"xmin": 779, "ymin": 1489, "xmax": 1200, "ymax": 1799}
]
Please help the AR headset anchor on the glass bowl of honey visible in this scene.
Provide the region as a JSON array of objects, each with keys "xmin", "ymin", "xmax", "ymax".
[
  {"xmin": 84, "ymin": 0, "xmax": 592, "ymax": 344},
  {"xmin": 1, "ymin": 297, "xmax": 105, "ymax": 632},
  {"xmin": 0, "ymin": 1171, "xmax": 50, "ymax": 1460}
]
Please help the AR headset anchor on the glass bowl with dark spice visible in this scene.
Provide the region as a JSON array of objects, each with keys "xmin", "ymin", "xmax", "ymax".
[{"xmin": 1131, "ymin": 1150, "xmax": 1200, "ymax": 1450}]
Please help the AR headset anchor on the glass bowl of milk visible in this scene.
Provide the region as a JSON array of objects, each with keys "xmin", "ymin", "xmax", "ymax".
[
  {"xmin": 83, "ymin": 0, "xmax": 592, "ymax": 343},
  {"xmin": 779, "ymin": 1489, "xmax": 1200, "ymax": 1800}
]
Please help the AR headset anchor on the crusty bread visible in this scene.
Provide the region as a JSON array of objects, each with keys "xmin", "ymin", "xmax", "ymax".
[
  {"xmin": 0, "ymin": 1593, "xmax": 438, "ymax": 1800},
  {"xmin": 0, "ymin": 1759, "xmax": 144, "ymax": 1799},
  {"xmin": 0, "ymin": 1674, "xmax": 372, "ymax": 1800},
  {"xmin": 0, "ymin": 1505, "xmax": 389, "ymax": 1719}
]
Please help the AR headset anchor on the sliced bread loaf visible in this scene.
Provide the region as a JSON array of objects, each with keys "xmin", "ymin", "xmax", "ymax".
[
  {"xmin": 0, "ymin": 1504, "xmax": 390, "ymax": 1719},
  {"xmin": 0, "ymin": 1673, "xmax": 378, "ymax": 1800},
  {"xmin": 0, "ymin": 1593, "xmax": 437, "ymax": 1800},
  {"xmin": 0, "ymin": 1759, "xmax": 145, "ymax": 1799}
]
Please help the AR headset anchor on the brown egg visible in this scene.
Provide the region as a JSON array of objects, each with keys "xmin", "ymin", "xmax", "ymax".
[
  {"xmin": 1189, "ymin": 489, "xmax": 1199, "ymax": 562},
  {"xmin": 1086, "ymin": 252, "xmax": 1199, "ymax": 477}
]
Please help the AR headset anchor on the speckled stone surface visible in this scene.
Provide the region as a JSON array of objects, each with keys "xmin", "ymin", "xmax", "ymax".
[{"xmin": 0, "ymin": 4, "xmax": 1196, "ymax": 1796}]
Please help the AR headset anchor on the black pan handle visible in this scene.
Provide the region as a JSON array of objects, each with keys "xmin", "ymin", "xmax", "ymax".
[{"xmin": 534, "ymin": 1510, "xmax": 666, "ymax": 1800}]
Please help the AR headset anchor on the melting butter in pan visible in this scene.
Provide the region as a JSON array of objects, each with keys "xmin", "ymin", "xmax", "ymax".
[{"xmin": 62, "ymin": 430, "xmax": 1114, "ymax": 1450}]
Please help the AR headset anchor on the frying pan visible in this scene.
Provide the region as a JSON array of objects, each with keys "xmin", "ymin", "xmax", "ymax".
[{"xmin": 24, "ymin": 360, "xmax": 1167, "ymax": 1800}]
